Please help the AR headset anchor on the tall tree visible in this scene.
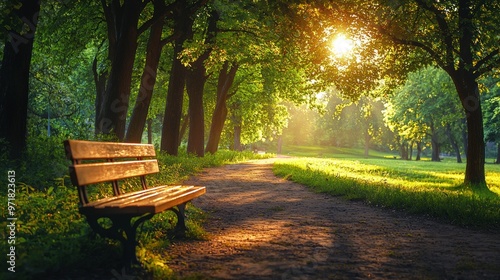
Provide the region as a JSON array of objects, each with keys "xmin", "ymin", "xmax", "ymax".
[
  {"xmin": 185, "ymin": 9, "xmax": 219, "ymax": 156},
  {"xmin": 125, "ymin": 1, "xmax": 167, "ymax": 143},
  {"xmin": 96, "ymin": 0, "xmax": 147, "ymax": 140},
  {"xmin": 368, "ymin": 0, "xmax": 500, "ymax": 185},
  {"xmin": 0, "ymin": 0, "xmax": 41, "ymax": 159},
  {"xmin": 161, "ymin": 0, "xmax": 209, "ymax": 155},
  {"xmin": 205, "ymin": 61, "xmax": 239, "ymax": 154}
]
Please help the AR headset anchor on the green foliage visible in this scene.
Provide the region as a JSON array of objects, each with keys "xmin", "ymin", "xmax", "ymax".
[
  {"xmin": 482, "ymin": 76, "xmax": 500, "ymax": 144},
  {"xmin": 1, "ymin": 184, "xmax": 117, "ymax": 279},
  {"xmin": 274, "ymin": 156, "xmax": 500, "ymax": 229},
  {"xmin": 0, "ymin": 148, "xmax": 268, "ymax": 279}
]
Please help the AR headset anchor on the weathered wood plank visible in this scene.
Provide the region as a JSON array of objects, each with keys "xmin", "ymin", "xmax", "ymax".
[
  {"xmin": 69, "ymin": 160, "xmax": 159, "ymax": 186},
  {"xmin": 80, "ymin": 185, "xmax": 206, "ymax": 215},
  {"xmin": 64, "ymin": 139, "xmax": 156, "ymax": 160}
]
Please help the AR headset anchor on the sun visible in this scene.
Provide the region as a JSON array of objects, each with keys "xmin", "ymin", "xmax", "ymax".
[{"xmin": 330, "ymin": 34, "xmax": 354, "ymax": 57}]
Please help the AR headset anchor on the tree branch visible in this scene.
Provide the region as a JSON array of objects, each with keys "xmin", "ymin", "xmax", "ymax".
[
  {"xmin": 474, "ymin": 48, "xmax": 499, "ymax": 71},
  {"xmin": 160, "ymin": 32, "xmax": 181, "ymax": 47},
  {"xmin": 379, "ymin": 26, "xmax": 448, "ymax": 71},
  {"xmin": 474, "ymin": 49, "xmax": 500, "ymax": 78},
  {"xmin": 217, "ymin": 28, "xmax": 259, "ymax": 37},
  {"xmin": 138, "ymin": 0, "xmax": 170, "ymax": 35},
  {"xmin": 413, "ymin": 0, "xmax": 454, "ymax": 67}
]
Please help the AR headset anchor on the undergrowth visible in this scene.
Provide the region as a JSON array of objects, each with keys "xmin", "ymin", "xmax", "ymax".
[{"xmin": 0, "ymin": 141, "xmax": 270, "ymax": 280}]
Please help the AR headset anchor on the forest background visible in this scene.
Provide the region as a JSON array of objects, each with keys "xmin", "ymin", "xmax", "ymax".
[{"xmin": 1, "ymin": 0, "xmax": 500, "ymax": 190}]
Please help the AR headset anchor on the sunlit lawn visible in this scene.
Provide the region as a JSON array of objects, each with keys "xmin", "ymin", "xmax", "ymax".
[
  {"xmin": 278, "ymin": 145, "xmax": 500, "ymax": 194},
  {"xmin": 274, "ymin": 145, "xmax": 500, "ymax": 228}
]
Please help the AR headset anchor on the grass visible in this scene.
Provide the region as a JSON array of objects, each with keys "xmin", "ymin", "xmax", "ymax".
[
  {"xmin": 273, "ymin": 146, "xmax": 500, "ymax": 229},
  {"xmin": 0, "ymin": 149, "xmax": 271, "ymax": 280}
]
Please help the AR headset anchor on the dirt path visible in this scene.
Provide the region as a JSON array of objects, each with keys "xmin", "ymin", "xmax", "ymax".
[{"xmin": 167, "ymin": 158, "xmax": 500, "ymax": 279}]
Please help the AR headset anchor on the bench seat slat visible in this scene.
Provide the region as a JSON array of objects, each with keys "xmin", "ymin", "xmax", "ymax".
[
  {"xmin": 65, "ymin": 140, "xmax": 156, "ymax": 160},
  {"xmin": 70, "ymin": 160, "xmax": 159, "ymax": 186},
  {"xmin": 103, "ymin": 185, "xmax": 190, "ymax": 207},
  {"xmin": 87, "ymin": 185, "xmax": 187, "ymax": 207},
  {"xmin": 80, "ymin": 185, "xmax": 206, "ymax": 215}
]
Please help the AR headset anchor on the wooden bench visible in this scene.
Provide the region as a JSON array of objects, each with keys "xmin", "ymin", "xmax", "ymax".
[{"xmin": 64, "ymin": 139, "xmax": 206, "ymax": 267}]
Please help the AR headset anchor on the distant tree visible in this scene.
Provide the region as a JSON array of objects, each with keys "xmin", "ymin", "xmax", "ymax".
[
  {"xmin": 482, "ymin": 76, "xmax": 500, "ymax": 163},
  {"xmin": 386, "ymin": 67, "xmax": 464, "ymax": 162}
]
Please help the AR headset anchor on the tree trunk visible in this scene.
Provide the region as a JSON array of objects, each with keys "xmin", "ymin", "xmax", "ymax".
[
  {"xmin": 445, "ymin": 124, "xmax": 462, "ymax": 163},
  {"xmin": 400, "ymin": 140, "xmax": 408, "ymax": 160},
  {"xmin": 0, "ymin": 0, "xmax": 40, "ymax": 159},
  {"xmin": 431, "ymin": 136, "xmax": 441, "ymax": 162},
  {"xmin": 409, "ymin": 142, "xmax": 413, "ymax": 160},
  {"xmin": 234, "ymin": 124, "xmax": 242, "ymax": 151},
  {"xmin": 429, "ymin": 122, "xmax": 441, "ymax": 162},
  {"xmin": 461, "ymin": 118, "xmax": 468, "ymax": 157},
  {"xmin": 92, "ymin": 54, "xmax": 108, "ymax": 135},
  {"xmin": 161, "ymin": 41, "xmax": 186, "ymax": 155},
  {"xmin": 205, "ymin": 94, "xmax": 229, "ymax": 154},
  {"xmin": 186, "ymin": 62, "xmax": 206, "ymax": 157},
  {"xmin": 179, "ymin": 114, "xmax": 189, "ymax": 146},
  {"xmin": 205, "ymin": 62, "xmax": 239, "ymax": 154},
  {"xmin": 450, "ymin": 72, "xmax": 485, "ymax": 184},
  {"xmin": 97, "ymin": 0, "xmax": 142, "ymax": 141},
  {"xmin": 147, "ymin": 118, "xmax": 153, "ymax": 144},
  {"xmin": 125, "ymin": 3, "xmax": 165, "ymax": 143},
  {"xmin": 454, "ymin": 0, "xmax": 485, "ymax": 185},
  {"xmin": 416, "ymin": 141, "xmax": 422, "ymax": 161},
  {"xmin": 160, "ymin": 0, "xmax": 207, "ymax": 155},
  {"xmin": 496, "ymin": 143, "xmax": 500, "ymax": 164},
  {"xmin": 184, "ymin": 10, "xmax": 219, "ymax": 156}
]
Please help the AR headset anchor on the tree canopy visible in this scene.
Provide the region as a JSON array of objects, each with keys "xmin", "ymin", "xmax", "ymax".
[{"xmin": 1, "ymin": 0, "xmax": 500, "ymax": 188}]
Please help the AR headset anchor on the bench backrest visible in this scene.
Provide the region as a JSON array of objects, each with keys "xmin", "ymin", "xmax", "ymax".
[{"xmin": 64, "ymin": 140, "xmax": 159, "ymax": 206}]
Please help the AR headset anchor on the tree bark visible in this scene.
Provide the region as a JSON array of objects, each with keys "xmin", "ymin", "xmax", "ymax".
[
  {"xmin": 445, "ymin": 124, "xmax": 462, "ymax": 163},
  {"xmin": 416, "ymin": 141, "xmax": 422, "ymax": 161},
  {"xmin": 186, "ymin": 62, "xmax": 206, "ymax": 156},
  {"xmin": 0, "ymin": 0, "xmax": 40, "ymax": 159},
  {"xmin": 97, "ymin": 0, "xmax": 142, "ymax": 141},
  {"xmin": 160, "ymin": 0, "xmax": 211, "ymax": 155},
  {"xmin": 147, "ymin": 118, "xmax": 153, "ymax": 144},
  {"xmin": 184, "ymin": 10, "xmax": 219, "ymax": 156},
  {"xmin": 400, "ymin": 139, "xmax": 408, "ymax": 160},
  {"xmin": 496, "ymin": 143, "xmax": 500, "ymax": 164},
  {"xmin": 453, "ymin": 75, "xmax": 486, "ymax": 184},
  {"xmin": 409, "ymin": 142, "xmax": 413, "ymax": 160},
  {"xmin": 233, "ymin": 125, "xmax": 242, "ymax": 151},
  {"xmin": 205, "ymin": 62, "xmax": 239, "ymax": 154},
  {"xmin": 161, "ymin": 41, "xmax": 187, "ymax": 155},
  {"xmin": 431, "ymin": 137, "xmax": 441, "ymax": 162},
  {"xmin": 125, "ymin": 2, "xmax": 165, "ymax": 143},
  {"xmin": 453, "ymin": 0, "xmax": 485, "ymax": 185},
  {"xmin": 92, "ymin": 53, "xmax": 108, "ymax": 135}
]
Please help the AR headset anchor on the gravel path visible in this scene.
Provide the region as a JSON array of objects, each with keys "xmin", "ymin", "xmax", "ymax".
[{"xmin": 167, "ymin": 158, "xmax": 500, "ymax": 279}]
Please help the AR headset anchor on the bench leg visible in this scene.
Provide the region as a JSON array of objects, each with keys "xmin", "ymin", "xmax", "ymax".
[
  {"xmin": 85, "ymin": 213, "xmax": 154, "ymax": 269},
  {"xmin": 171, "ymin": 203, "xmax": 187, "ymax": 238}
]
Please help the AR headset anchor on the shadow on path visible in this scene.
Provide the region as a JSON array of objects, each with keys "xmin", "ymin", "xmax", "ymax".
[{"xmin": 167, "ymin": 159, "xmax": 500, "ymax": 280}]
